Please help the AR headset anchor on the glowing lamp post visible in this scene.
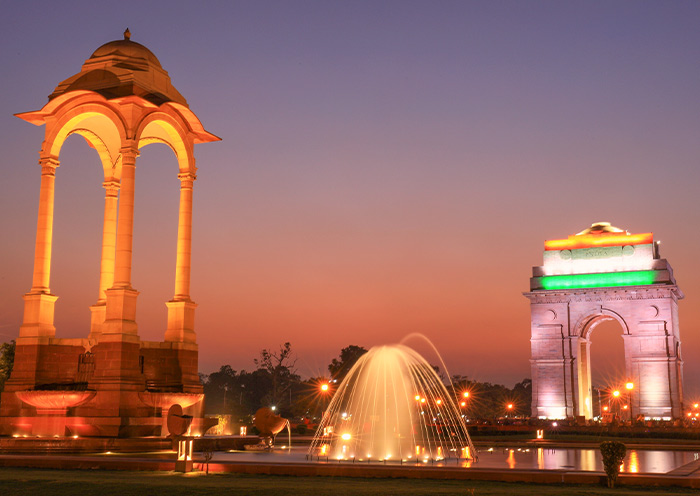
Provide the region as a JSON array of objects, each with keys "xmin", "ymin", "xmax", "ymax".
[
  {"xmin": 610, "ymin": 390, "xmax": 620, "ymax": 419},
  {"xmin": 319, "ymin": 381, "xmax": 332, "ymax": 411},
  {"xmin": 625, "ymin": 382, "xmax": 634, "ymax": 421}
]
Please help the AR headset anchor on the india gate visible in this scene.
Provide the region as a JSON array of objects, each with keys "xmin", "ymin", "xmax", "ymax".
[
  {"xmin": 526, "ymin": 222, "xmax": 684, "ymax": 420},
  {"xmin": 0, "ymin": 31, "xmax": 219, "ymax": 437}
]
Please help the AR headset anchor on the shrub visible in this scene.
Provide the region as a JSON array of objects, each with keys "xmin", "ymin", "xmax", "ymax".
[{"xmin": 600, "ymin": 440, "xmax": 627, "ymax": 488}]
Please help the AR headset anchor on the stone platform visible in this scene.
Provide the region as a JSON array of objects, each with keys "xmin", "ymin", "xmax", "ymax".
[{"xmin": 0, "ymin": 435, "xmax": 259, "ymax": 453}]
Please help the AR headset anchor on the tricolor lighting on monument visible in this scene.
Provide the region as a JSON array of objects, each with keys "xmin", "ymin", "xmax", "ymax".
[
  {"xmin": 530, "ymin": 223, "xmax": 671, "ymax": 291},
  {"xmin": 526, "ymin": 223, "xmax": 684, "ymax": 421}
]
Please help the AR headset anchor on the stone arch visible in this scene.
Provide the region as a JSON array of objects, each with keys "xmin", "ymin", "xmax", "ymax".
[
  {"xmin": 573, "ymin": 311, "xmax": 631, "ymax": 420},
  {"xmin": 527, "ymin": 223, "xmax": 684, "ymax": 421},
  {"xmin": 135, "ymin": 112, "xmax": 194, "ymax": 174},
  {"xmin": 42, "ymin": 98, "xmax": 127, "ymax": 181},
  {"xmin": 576, "ymin": 308, "xmax": 630, "ymax": 338}
]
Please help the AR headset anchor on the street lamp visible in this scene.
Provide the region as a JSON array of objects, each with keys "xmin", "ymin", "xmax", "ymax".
[
  {"xmin": 625, "ymin": 382, "xmax": 634, "ymax": 422},
  {"xmin": 611, "ymin": 390, "xmax": 621, "ymax": 419}
]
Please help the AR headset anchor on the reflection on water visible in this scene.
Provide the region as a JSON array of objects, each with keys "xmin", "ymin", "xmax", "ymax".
[
  {"xmin": 488, "ymin": 447, "xmax": 699, "ymax": 473},
  {"xmin": 217, "ymin": 446, "xmax": 700, "ymax": 474},
  {"xmin": 627, "ymin": 450, "xmax": 639, "ymax": 473},
  {"xmin": 506, "ymin": 449, "xmax": 516, "ymax": 469}
]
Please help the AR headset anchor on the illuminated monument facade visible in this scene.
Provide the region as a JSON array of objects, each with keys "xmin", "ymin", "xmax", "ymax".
[
  {"xmin": 0, "ymin": 31, "xmax": 219, "ymax": 437},
  {"xmin": 526, "ymin": 223, "xmax": 684, "ymax": 420}
]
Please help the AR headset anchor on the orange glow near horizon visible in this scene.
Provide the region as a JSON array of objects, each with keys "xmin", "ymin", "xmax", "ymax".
[{"xmin": 544, "ymin": 232, "xmax": 653, "ymax": 251}]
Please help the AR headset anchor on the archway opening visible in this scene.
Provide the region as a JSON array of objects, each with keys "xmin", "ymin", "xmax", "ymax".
[
  {"xmin": 51, "ymin": 133, "xmax": 106, "ymax": 337},
  {"xmin": 580, "ymin": 317, "xmax": 627, "ymax": 419},
  {"xmin": 131, "ymin": 142, "xmax": 179, "ymax": 341}
]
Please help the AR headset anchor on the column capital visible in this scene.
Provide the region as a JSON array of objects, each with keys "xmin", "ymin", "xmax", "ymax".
[
  {"xmin": 177, "ymin": 171, "xmax": 196, "ymax": 188},
  {"xmin": 119, "ymin": 143, "xmax": 140, "ymax": 161},
  {"xmin": 38, "ymin": 157, "xmax": 60, "ymax": 176},
  {"xmin": 102, "ymin": 180, "xmax": 120, "ymax": 197}
]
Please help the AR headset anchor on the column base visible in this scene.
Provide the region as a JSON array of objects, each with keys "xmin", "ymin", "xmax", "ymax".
[
  {"xmin": 164, "ymin": 299, "xmax": 197, "ymax": 343},
  {"xmin": 89, "ymin": 302, "xmax": 106, "ymax": 340},
  {"xmin": 102, "ymin": 287, "xmax": 139, "ymax": 337},
  {"xmin": 20, "ymin": 292, "xmax": 58, "ymax": 339}
]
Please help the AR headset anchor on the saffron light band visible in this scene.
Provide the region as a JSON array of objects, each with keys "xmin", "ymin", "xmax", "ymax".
[{"xmin": 544, "ymin": 233, "xmax": 653, "ymax": 251}]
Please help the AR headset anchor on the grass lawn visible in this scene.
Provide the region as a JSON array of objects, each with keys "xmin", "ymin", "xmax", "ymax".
[{"xmin": 0, "ymin": 468, "xmax": 697, "ymax": 496}]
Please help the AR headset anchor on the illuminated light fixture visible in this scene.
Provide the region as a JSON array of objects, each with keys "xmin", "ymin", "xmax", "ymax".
[
  {"xmin": 414, "ymin": 395, "xmax": 420, "ymax": 401},
  {"xmin": 461, "ymin": 401, "xmax": 466, "ymax": 407},
  {"xmin": 613, "ymin": 390, "xmax": 620, "ymax": 398},
  {"xmin": 420, "ymin": 398, "xmax": 426, "ymax": 403},
  {"xmin": 540, "ymin": 270, "xmax": 657, "ymax": 290},
  {"xmin": 462, "ymin": 391, "xmax": 469, "ymax": 398},
  {"xmin": 341, "ymin": 433, "xmax": 351, "ymax": 441},
  {"xmin": 436, "ymin": 399, "xmax": 442, "ymax": 405},
  {"xmin": 625, "ymin": 382, "xmax": 634, "ymax": 390},
  {"xmin": 545, "ymin": 232, "xmax": 653, "ymax": 251},
  {"xmin": 320, "ymin": 383, "xmax": 329, "ymax": 392}
]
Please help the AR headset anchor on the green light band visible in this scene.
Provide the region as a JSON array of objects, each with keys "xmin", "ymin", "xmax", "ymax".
[{"xmin": 540, "ymin": 271, "xmax": 657, "ymax": 290}]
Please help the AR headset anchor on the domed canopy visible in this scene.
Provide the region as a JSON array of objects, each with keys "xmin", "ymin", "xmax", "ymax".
[
  {"xmin": 48, "ymin": 29, "xmax": 187, "ymax": 106},
  {"xmin": 89, "ymin": 39, "xmax": 163, "ymax": 69},
  {"xmin": 575, "ymin": 222, "xmax": 626, "ymax": 236}
]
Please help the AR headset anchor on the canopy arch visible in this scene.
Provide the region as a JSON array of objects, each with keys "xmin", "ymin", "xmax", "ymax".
[
  {"xmin": 43, "ymin": 102, "xmax": 126, "ymax": 181},
  {"xmin": 136, "ymin": 112, "xmax": 195, "ymax": 174}
]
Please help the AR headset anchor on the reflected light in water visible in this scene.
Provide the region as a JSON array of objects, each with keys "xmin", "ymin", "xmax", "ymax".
[
  {"xmin": 628, "ymin": 450, "xmax": 639, "ymax": 473},
  {"xmin": 507, "ymin": 449, "xmax": 516, "ymax": 469}
]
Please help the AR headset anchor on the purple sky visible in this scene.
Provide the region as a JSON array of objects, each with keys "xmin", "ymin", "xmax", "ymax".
[{"xmin": 1, "ymin": 1, "xmax": 699, "ymax": 393}]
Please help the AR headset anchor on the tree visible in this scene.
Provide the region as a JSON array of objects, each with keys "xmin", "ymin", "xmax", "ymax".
[
  {"xmin": 254, "ymin": 342, "xmax": 300, "ymax": 412},
  {"xmin": 512, "ymin": 378, "xmax": 532, "ymax": 415},
  {"xmin": 328, "ymin": 345, "xmax": 367, "ymax": 383},
  {"xmin": 600, "ymin": 441, "xmax": 627, "ymax": 488},
  {"xmin": 0, "ymin": 340, "xmax": 15, "ymax": 392}
]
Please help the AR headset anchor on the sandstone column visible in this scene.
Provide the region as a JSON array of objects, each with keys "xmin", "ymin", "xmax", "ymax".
[
  {"xmin": 20, "ymin": 156, "xmax": 60, "ymax": 340},
  {"xmin": 95, "ymin": 145, "xmax": 142, "ymax": 393},
  {"xmin": 165, "ymin": 171, "xmax": 197, "ymax": 344}
]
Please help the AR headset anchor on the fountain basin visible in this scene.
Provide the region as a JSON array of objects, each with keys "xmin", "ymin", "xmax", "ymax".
[
  {"xmin": 138, "ymin": 392, "xmax": 203, "ymax": 410},
  {"xmin": 15, "ymin": 390, "xmax": 96, "ymax": 415}
]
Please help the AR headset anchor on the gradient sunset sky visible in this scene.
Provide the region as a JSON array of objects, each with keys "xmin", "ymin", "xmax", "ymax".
[{"xmin": 1, "ymin": 1, "xmax": 699, "ymax": 393}]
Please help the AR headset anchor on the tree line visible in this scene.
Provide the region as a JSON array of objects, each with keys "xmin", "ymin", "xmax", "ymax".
[
  {"xmin": 200, "ymin": 343, "xmax": 532, "ymax": 421},
  {"xmin": 0, "ymin": 340, "xmax": 531, "ymax": 420}
]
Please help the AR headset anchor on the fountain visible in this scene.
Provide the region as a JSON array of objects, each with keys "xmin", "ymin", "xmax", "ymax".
[{"xmin": 308, "ymin": 344, "xmax": 476, "ymax": 462}]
